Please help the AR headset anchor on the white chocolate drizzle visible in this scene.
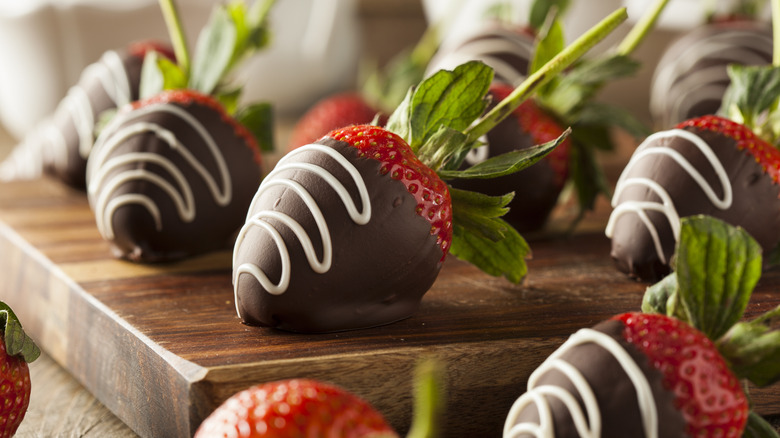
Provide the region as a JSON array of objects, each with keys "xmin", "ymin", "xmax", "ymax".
[
  {"xmin": 0, "ymin": 50, "xmax": 132, "ymax": 181},
  {"xmin": 650, "ymin": 28, "xmax": 772, "ymax": 126},
  {"xmin": 605, "ymin": 129, "xmax": 732, "ymax": 264},
  {"xmin": 232, "ymin": 144, "xmax": 371, "ymax": 314},
  {"xmin": 503, "ymin": 328, "xmax": 658, "ymax": 438},
  {"xmin": 87, "ymin": 102, "xmax": 232, "ymax": 240}
]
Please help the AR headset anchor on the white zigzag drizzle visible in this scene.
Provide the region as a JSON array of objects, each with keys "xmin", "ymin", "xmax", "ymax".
[
  {"xmin": 605, "ymin": 129, "xmax": 732, "ymax": 264},
  {"xmin": 503, "ymin": 329, "xmax": 658, "ymax": 438},
  {"xmin": 87, "ymin": 102, "xmax": 231, "ymax": 240},
  {"xmin": 232, "ymin": 144, "xmax": 371, "ymax": 313}
]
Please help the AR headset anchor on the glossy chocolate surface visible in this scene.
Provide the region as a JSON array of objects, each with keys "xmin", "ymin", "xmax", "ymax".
[
  {"xmin": 608, "ymin": 125, "xmax": 780, "ymax": 281},
  {"xmin": 232, "ymin": 138, "xmax": 443, "ymax": 333},
  {"xmin": 87, "ymin": 98, "xmax": 261, "ymax": 262},
  {"xmin": 650, "ymin": 21, "xmax": 772, "ymax": 128},
  {"xmin": 505, "ymin": 320, "xmax": 687, "ymax": 438}
]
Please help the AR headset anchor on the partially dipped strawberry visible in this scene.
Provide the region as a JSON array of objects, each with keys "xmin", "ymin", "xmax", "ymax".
[
  {"xmin": 503, "ymin": 313, "xmax": 747, "ymax": 438},
  {"xmin": 233, "ymin": 125, "xmax": 451, "ymax": 332},
  {"xmin": 87, "ymin": 89, "xmax": 263, "ymax": 262},
  {"xmin": 607, "ymin": 115, "xmax": 780, "ymax": 281},
  {"xmin": 0, "ymin": 302, "xmax": 40, "ymax": 438},
  {"xmin": 0, "ymin": 40, "xmax": 174, "ymax": 188},
  {"xmin": 195, "ymin": 379, "xmax": 398, "ymax": 438},
  {"xmin": 508, "ymin": 216, "xmax": 780, "ymax": 437},
  {"xmin": 232, "ymin": 10, "xmax": 629, "ymax": 332},
  {"xmin": 427, "ymin": 1, "xmax": 667, "ymax": 232}
]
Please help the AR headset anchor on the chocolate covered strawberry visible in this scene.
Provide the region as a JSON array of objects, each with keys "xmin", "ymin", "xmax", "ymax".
[
  {"xmin": 650, "ymin": 16, "xmax": 772, "ymax": 128},
  {"xmin": 233, "ymin": 10, "xmax": 629, "ymax": 332},
  {"xmin": 430, "ymin": 0, "xmax": 668, "ymax": 232},
  {"xmin": 0, "ymin": 41, "xmax": 174, "ymax": 188},
  {"xmin": 452, "ymin": 83, "xmax": 572, "ymax": 232},
  {"xmin": 507, "ymin": 216, "xmax": 780, "ymax": 437},
  {"xmin": 608, "ymin": 1, "xmax": 780, "ymax": 281},
  {"xmin": 87, "ymin": 89, "xmax": 263, "ymax": 262},
  {"xmin": 607, "ymin": 115, "xmax": 780, "ymax": 281},
  {"xmin": 85, "ymin": 0, "xmax": 276, "ymax": 263},
  {"xmin": 0, "ymin": 302, "xmax": 40, "ymax": 438}
]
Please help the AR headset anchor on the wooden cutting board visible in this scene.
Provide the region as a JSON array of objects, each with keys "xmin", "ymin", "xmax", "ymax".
[{"xmin": 1, "ymin": 177, "xmax": 779, "ymax": 437}]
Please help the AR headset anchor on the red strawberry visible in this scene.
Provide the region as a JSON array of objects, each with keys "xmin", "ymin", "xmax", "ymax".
[
  {"xmin": 0, "ymin": 302, "xmax": 39, "ymax": 438},
  {"xmin": 287, "ymin": 93, "xmax": 387, "ymax": 151},
  {"xmin": 232, "ymin": 124, "xmax": 451, "ymax": 332},
  {"xmin": 504, "ymin": 312, "xmax": 748, "ymax": 437},
  {"xmin": 195, "ymin": 379, "xmax": 398, "ymax": 438},
  {"xmin": 451, "ymin": 83, "xmax": 572, "ymax": 232},
  {"xmin": 607, "ymin": 115, "xmax": 780, "ymax": 281},
  {"xmin": 127, "ymin": 39, "xmax": 177, "ymax": 62},
  {"xmin": 616, "ymin": 312, "xmax": 748, "ymax": 437}
]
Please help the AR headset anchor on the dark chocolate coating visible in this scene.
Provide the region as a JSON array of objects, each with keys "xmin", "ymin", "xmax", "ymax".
[
  {"xmin": 505, "ymin": 320, "xmax": 687, "ymax": 438},
  {"xmin": 50, "ymin": 49, "xmax": 147, "ymax": 188},
  {"xmin": 650, "ymin": 21, "xmax": 772, "ymax": 129},
  {"xmin": 608, "ymin": 125, "xmax": 780, "ymax": 281},
  {"xmin": 426, "ymin": 23, "xmax": 534, "ymax": 86},
  {"xmin": 450, "ymin": 92, "xmax": 567, "ymax": 233},
  {"xmin": 233, "ymin": 138, "xmax": 443, "ymax": 333},
  {"xmin": 87, "ymin": 98, "xmax": 262, "ymax": 262}
]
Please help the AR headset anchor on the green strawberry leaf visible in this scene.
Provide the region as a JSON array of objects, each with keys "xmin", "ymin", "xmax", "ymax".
[
  {"xmin": 140, "ymin": 51, "xmax": 187, "ymax": 99},
  {"xmin": 718, "ymin": 305, "xmax": 780, "ymax": 387},
  {"xmin": 641, "ymin": 272, "xmax": 677, "ymax": 315},
  {"xmin": 567, "ymin": 138, "xmax": 611, "ymax": 226},
  {"xmin": 190, "ymin": 6, "xmax": 237, "ymax": 95},
  {"xmin": 237, "ymin": 102, "xmax": 275, "ymax": 153},
  {"xmin": 416, "ymin": 126, "xmax": 473, "ymax": 172},
  {"xmin": 675, "ymin": 215, "xmax": 762, "ymax": 340},
  {"xmin": 437, "ymin": 128, "xmax": 569, "ymax": 180},
  {"xmin": 743, "ymin": 411, "xmax": 780, "ymax": 438},
  {"xmin": 720, "ymin": 64, "xmax": 780, "ymax": 144},
  {"xmin": 387, "ymin": 61, "xmax": 493, "ymax": 154},
  {"xmin": 0, "ymin": 302, "xmax": 40, "ymax": 363},
  {"xmin": 449, "ymin": 187, "xmax": 530, "ymax": 283}
]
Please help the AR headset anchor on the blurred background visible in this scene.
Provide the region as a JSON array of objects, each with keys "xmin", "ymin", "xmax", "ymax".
[{"xmin": 0, "ymin": 0, "xmax": 769, "ymax": 157}]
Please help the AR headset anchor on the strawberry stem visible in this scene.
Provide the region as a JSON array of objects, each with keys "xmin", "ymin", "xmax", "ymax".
[
  {"xmin": 615, "ymin": 0, "xmax": 669, "ymax": 56},
  {"xmin": 464, "ymin": 7, "xmax": 628, "ymax": 143},
  {"xmin": 158, "ymin": 0, "xmax": 191, "ymax": 77},
  {"xmin": 405, "ymin": 358, "xmax": 444, "ymax": 438}
]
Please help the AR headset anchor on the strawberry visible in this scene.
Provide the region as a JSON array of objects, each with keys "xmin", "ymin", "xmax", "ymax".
[
  {"xmin": 0, "ymin": 302, "xmax": 40, "ymax": 438},
  {"xmin": 287, "ymin": 93, "xmax": 386, "ymax": 151},
  {"xmin": 233, "ymin": 10, "xmax": 629, "ymax": 332},
  {"xmin": 0, "ymin": 40, "xmax": 175, "ymax": 188},
  {"xmin": 196, "ymin": 359, "xmax": 443, "ymax": 438},
  {"xmin": 194, "ymin": 379, "xmax": 398, "ymax": 438},
  {"xmin": 86, "ymin": 88, "xmax": 264, "ymax": 262},
  {"xmin": 650, "ymin": 19, "xmax": 772, "ymax": 129},
  {"xmin": 451, "ymin": 83, "xmax": 572, "ymax": 232},
  {"xmin": 428, "ymin": 2, "xmax": 668, "ymax": 232},
  {"xmin": 503, "ymin": 312, "xmax": 748, "ymax": 438},
  {"xmin": 607, "ymin": 115, "xmax": 780, "ymax": 282}
]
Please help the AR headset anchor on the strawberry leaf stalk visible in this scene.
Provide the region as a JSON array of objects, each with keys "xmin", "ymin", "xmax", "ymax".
[
  {"xmin": 385, "ymin": 8, "xmax": 628, "ymax": 282},
  {"xmin": 529, "ymin": 0, "xmax": 669, "ymax": 228},
  {"xmin": 142, "ymin": 0, "xmax": 276, "ymax": 153},
  {"xmin": 641, "ymin": 215, "xmax": 780, "ymax": 436}
]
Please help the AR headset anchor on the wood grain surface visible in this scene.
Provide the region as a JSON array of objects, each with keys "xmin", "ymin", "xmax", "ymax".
[{"xmin": 1, "ymin": 177, "xmax": 779, "ymax": 437}]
